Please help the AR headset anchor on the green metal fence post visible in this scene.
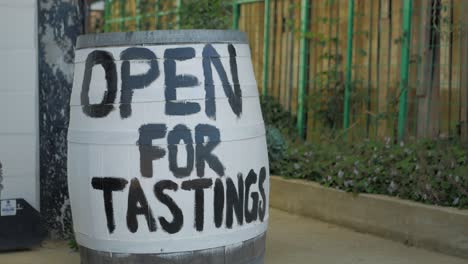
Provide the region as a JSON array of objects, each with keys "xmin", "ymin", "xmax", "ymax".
[
  {"xmin": 232, "ymin": 1, "xmax": 240, "ymax": 30},
  {"xmin": 397, "ymin": 0, "xmax": 413, "ymax": 141},
  {"xmin": 297, "ymin": 0, "xmax": 310, "ymax": 138},
  {"xmin": 155, "ymin": 0, "xmax": 160, "ymax": 29},
  {"xmin": 104, "ymin": 0, "xmax": 111, "ymax": 32},
  {"xmin": 136, "ymin": 0, "xmax": 141, "ymax": 31},
  {"xmin": 119, "ymin": 0, "xmax": 125, "ymax": 31},
  {"xmin": 343, "ymin": 0, "xmax": 354, "ymax": 137},
  {"xmin": 262, "ymin": 0, "xmax": 271, "ymax": 97},
  {"xmin": 398, "ymin": 0, "xmax": 413, "ymax": 141},
  {"xmin": 176, "ymin": 0, "xmax": 182, "ymax": 29}
]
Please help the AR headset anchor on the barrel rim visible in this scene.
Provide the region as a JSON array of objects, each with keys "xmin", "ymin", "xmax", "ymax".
[{"xmin": 76, "ymin": 30, "xmax": 248, "ymax": 49}]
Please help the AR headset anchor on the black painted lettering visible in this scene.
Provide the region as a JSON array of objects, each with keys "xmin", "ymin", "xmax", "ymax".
[
  {"xmin": 195, "ymin": 124, "xmax": 225, "ymax": 177},
  {"xmin": 138, "ymin": 124, "xmax": 167, "ymax": 178},
  {"xmin": 244, "ymin": 169, "xmax": 259, "ymax": 223},
  {"xmin": 226, "ymin": 174, "xmax": 244, "ymax": 228},
  {"xmin": 164, "ymin": 47, "xmax": 200, "ymax": 115},
  {"xmin": 214, "ymin": 178, "xmax": 224, "ymax": 228},
  {"xmin": 81, "ymin": 50, "xmax": 117, "ymax": 118},
  {"xmin": 202, "ymin": 44, "xmax": 242, "ymax": 120},
  {"xmin": 258, "ymin": 167, "xmax": 267, "ymax": 222},
  {"xmin": 167, "ymin": 124, "xmax": 194, "ymax": 178},
  {"xmin": 91, "ymin": 177, "xmax": 128, "ymax": 233},
  {"xmin": 154, "ymin": 180, "xmax": 183, "ymax": 234},
  {"xmin": 126, "ymin": 178, "xmax": 157, "ymax": 233},
  {"xmin": 120, "ymin": 48, "xmax": 159, "ymax": 118},
  {"xmin": 181, "ymin": 178, "xmax": 213, "ymax": 232}
]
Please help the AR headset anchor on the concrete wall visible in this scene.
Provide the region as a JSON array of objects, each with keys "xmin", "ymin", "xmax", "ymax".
[{"xmin": 0, "ymin": 0, "xmax": 39, "ymax": 209}]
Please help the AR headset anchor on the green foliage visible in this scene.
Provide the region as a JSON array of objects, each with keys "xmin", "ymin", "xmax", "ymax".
[
  {"xmin": 261, "ymin": 96, "xmax": 468, "ymax": 209},
  {"xmin": 308, "ymin": 72, "xmax": 367, "ymax": 131},
  {"xmin": 302, "ymin": 13, "xmax": 370, "ymax": 134},
  {"xmin": 260, "ymin": 96, "xmax": 298, "ymax": 139},
  {"xmin": 265, "ymin": 126, "xmax": 288, "ymax": 173},
  {"xmin": 68, "ymin": 237, "xmax": 79, "ymax": 251},
  {"xmin": 270, "ymin": 137, "xmax": 468, "ymax": 209},
  {"xmin": 179, "ymin": 0, "xmax": 231, "ymax": 29}
]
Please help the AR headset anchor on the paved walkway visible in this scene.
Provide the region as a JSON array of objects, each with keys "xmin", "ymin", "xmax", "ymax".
[
  {"xmin": 1, "ymin": 208, "xmax": 466, "ymax": 264},
  {"xmin": 266, "ymin": 209, "xmax": 466, "ymax": 264}
]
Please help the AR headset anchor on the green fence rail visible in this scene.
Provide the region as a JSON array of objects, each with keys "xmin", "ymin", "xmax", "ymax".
[{"xmin": 103, "ymin": 0, "xmax": 181, "ymax": 31}]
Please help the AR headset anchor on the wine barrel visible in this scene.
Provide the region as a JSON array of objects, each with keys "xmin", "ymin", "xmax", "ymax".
[{"xmin": 68, "ymin": 30, "xmax": 269, "ymax": 263}]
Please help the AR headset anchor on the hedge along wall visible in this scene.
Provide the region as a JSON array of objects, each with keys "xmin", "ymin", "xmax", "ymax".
[{"xmin": 104, "ymin": 0, "xmax": 468, "ymax": 143}]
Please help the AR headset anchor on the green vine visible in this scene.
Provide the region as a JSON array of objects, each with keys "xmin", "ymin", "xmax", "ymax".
[{"xmin": 178, "ymin": 0, "xmax": 231, "ymax": 29}]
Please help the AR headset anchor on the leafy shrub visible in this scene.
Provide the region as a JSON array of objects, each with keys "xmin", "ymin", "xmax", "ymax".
[
  {"xmin": 260, "ymin": 96, "xmax": 298, "ymax": 139},
  {"xmin": 266, "ymin": 125, "xmax": 288, "ymax": 172},
  {"xmin": 179, "ymin": 0, "xmax": 231, "ymax": 29},
  {"xmin": 261, "ymin": 97, "xmax": 468, "ymax": 209},
  {"xmin": 68, "ymin": 237, "xmax": 79, "ymax": 251},
  {"xmin": 308, "ymin": 72, "xmax": 367, "ymax": 131},
  {"xmin": 271, "ymin": 138, "xmax": 468, "ymax": 209}
]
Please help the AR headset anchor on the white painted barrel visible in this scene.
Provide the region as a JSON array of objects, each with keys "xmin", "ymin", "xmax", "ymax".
[{"xmin": 68, "ymin": 30, "xmax": 269, "ymax": 263}]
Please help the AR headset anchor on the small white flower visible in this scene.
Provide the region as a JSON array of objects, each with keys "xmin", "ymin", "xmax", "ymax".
[
  {"xmin": 338, "ymin": 170, "xmax": 344, "ymax": 178},
  {"xmin": 327, "ymin": 175, "xmax": 332, "ymax": 182},
  {"xmin": 387, "ymin": 181, "xmax": 398, "ymax": 193},
  {"xmin": 294, "ymin": 163, "xmax": 301, "ymax": 170},
  {"xmin": 385, "ymin": 137, "xmax": 391, "ymax": 145},
  {"xmin": 353, "ymin": 168, "xmax": 359, "ymax": 176},
  {"xmin": 452, "ymin": 197, "xmax": 460, "ymax": 206},
  {"xmin": 344, "ymin": 180, "xmax": 354, "ymax": 188}
]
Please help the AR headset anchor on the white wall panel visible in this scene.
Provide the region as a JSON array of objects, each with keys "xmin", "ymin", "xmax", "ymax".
[
  {"xmin": 0, "ymin": 50, "xmax": 37, "ymax": 93},
  {"xmin": 0, "ymin": 4, "xmax": 36, "ymax": 50},
  {"xmin": 0, "ymin": 0, "xmax": 39, "ymax": 209}
]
